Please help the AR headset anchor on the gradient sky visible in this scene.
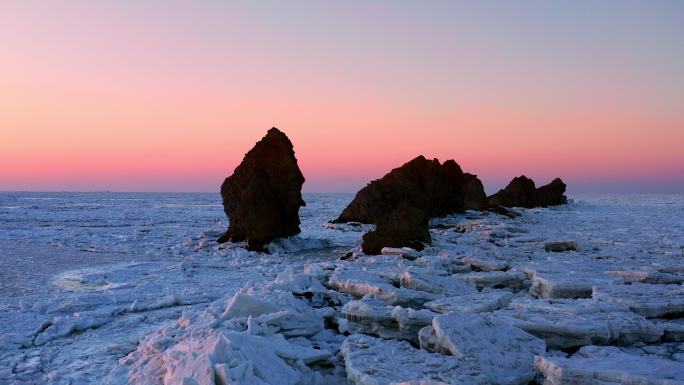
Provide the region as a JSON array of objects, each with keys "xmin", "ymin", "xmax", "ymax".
[{"xmin": 1, "ymin": 1, "xmax": 682, "ymax": 194}]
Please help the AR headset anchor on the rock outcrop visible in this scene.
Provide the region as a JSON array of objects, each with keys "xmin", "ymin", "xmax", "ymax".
[
  {"xmin": 536, "ymin": 178, "xmax": 568, "ymax": 206},
  {"xmin": 361, "ymin": 204, "xmax": 431, "ymax": 255},
  {"xmin": 488, "ymin": 176, "xmax": 567, "ymax": 208},
  {"xmin": 218, "ymin": 127, "xmax": 305, "ymax": 251},
  {"xmin": 488, "ymin": 175, "xmax": 538, "ymax": 208},
  {"xmin": 334, "ymin": 156, "xmax": 487, "ymax": 254},
  {"xmin": 335, "ymin": 156, "xmax": 487, "ymax": 224}
]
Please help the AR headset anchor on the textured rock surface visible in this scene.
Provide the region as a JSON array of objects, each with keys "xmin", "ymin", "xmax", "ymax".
[
  {"xmin": 421, "ymin": 312, "xmax": 546, "ymax": 385},
  {"xmin": 536, "ymin": 178, "xmax": 568, "ymax": 206},
  {"xmin": 218, "ymin": 128, "xmax": 305, "ymax": 251},
  {"xmin": 361, "ymin": 204, "xmax": 431, "ymax": 255},
  {"xmin": 336, "ymin": 156, "xmax": 487, "ymax": 224},
  {"xmin": 488, "ymin": 175, "xmax": 539, "ymax": 208},
  {"xmin": 334, "ymin": 156, "xmax": 487, "ymax": 253}
]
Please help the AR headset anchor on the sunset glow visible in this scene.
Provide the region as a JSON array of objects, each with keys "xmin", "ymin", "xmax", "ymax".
[{"xmin": 1, "ymin": 1, "xmax": 682, "ymax": 193}]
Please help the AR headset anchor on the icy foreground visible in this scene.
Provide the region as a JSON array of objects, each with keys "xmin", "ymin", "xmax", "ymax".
[{"xmin": 1, "ymin": 193, "xmax": 684, "ymax": 384}]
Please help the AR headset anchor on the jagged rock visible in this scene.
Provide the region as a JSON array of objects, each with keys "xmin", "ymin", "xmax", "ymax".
[
  {"xmin": 341, "ymin": 334, "xmax": 489, "ymax": 385},
  {"xmin": 335, "ymin": 156, "xmax": 487, "ymax": 254},
  {"xmin": 420, "ymin": 312, "xmax": 545, "ymax": 385},
  {"xmin": 336, "ymin": 156, "xmax": 488, "ymax": 224},
  {"xmin": 218, "ymin": 128, "xmax": 305, "ymax": 251},
  {"xmin": 488, "ymin": 176, "xmax": 538, "ymax": 208},
  {"xmin": 544, "ymin": 241, "xmax": 577, "ymax": 252},
  {"xmin": 536, "ymin": 178, "xmax": 568, "ymax": 206},
  {"xmin": 536, "ymin": 345, "xmax": 684, "ymax": 385},
  {"xmin": 488, "ymin": 176, "xmax": 567, "ymax": 208},
  {"xmin": 361, "ymin": 204, "xmax": 430, "ymax": 255},
  {"xmin": 592, "ymin": 283, "xmax": 684, "ymax": 318}
]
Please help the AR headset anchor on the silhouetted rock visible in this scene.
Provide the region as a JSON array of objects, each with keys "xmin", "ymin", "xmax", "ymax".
[
  {"xmin": 488, "ymin": 176, "xmax": 538, "ymax": 208},
  {"xmin": 536, "ymin": 178, "xmax": 568, "ymax": 206},
  {"xmin": 335, "ymin": 156, "xmax": 487, "ymax": 225},
  {"xmin": 218, "ymin": 127, "xmax": 305, "ymax": 251},
  {"xmin": 361, "ymin": 205, "xmax": 430, "ymax": 255},
  {"xmin": 488, "ymin": 176, "xmax": 568, "ymax": 209},
  {"xmin": 335, "ymin": 156, "xmax": 487, "ymax": 254},
  {"xmin": 462, "ymin": 175, "xmax": 489, "ymax": 211}
]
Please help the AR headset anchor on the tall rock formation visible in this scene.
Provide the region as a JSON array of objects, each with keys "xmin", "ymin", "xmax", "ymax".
[{"xmin": 218, "ymin": 128, "xmax": 305, "ymax": 251}]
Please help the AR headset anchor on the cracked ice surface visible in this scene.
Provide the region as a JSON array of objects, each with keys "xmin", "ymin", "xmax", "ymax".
[{"xmin": 1, "ymin": 193, "xmax": 684, "ymax": 384}]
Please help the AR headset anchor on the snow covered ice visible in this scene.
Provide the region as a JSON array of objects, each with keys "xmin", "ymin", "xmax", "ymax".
[{"xmin": 1, "ymin": 192, "xmax": 684, "ymax": 384}]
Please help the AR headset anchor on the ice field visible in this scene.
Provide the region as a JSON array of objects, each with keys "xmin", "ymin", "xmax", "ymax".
[{"xmin": 1, "ymin": 192, "xmax": 683, "ymax": 384}]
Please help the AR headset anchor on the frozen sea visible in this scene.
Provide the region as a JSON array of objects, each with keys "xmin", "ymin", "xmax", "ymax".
[{"xmin": 0, "ymin": 192, "xmax": 683, "ymax": 384}]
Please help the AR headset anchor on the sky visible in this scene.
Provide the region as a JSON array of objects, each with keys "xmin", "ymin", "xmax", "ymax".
[{"xmin": 1, "ymin": 1, "xmax": 682, "ymax": 194}]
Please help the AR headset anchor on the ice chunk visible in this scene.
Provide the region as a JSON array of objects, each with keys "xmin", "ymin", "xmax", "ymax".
[
  {"xmin": 460, "ymin": 255, "xmax": 510, "ymax": 271},
  {"xmin": 340, "ymin": 334, "xmax": 488, "ymax": 385},
  {"xmin": 459, "ymin": 271, "xmax": 526, "ymax": 291},
  {"xmin": 662, "ymin": 319, "xmax": 684, "ymax": 342},
  {"xmin": 128, "ymin": 328, "xmax": 333, "ymax": 385},
  {"xmin": 380, "ymin": 247, "xmax": 420, "ymax": 260},
  {"xmin": 341, "ymin": 295, "xmax": 436, "ymax": 343},
  {"xmin": 328, "ymin": 264, "xmax": 439, "ymax": 307},
  {"xmin": 423, "ymin": 290, "xmax": 513, "ymax": 314},
  {"xmin": 399, "ymin": 267, "xmax": 477, "ymax": 296},
  {"xmin": 494, "ymin": 300, "xmax": 663, "ymax": 350},
  {"xmin": 608, "ymin": 269, "xmax": 684, "ymax": 285},
  {"xmin": 421, "ymin": 312, "xmax": 545, "ymax": 385},
  {"xmin": 218, "ymin": 293, "xmax": 280, "ymax": 320},
  {"xmin": 593, "ymin": 283, "xmax": 684, "ymax": 318},
  {"xmin": 536, "ymin": 345, "xmax": 684, "ymax": 385},
  {"xmin": 530, "ymin": 270, "xmax": 613, "ymax": 299}
]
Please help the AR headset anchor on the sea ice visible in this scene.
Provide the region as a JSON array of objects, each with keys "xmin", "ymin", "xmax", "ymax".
[
  {"xmin": 341, "ymin": 334, "xmax": 489, "ymax": 385},
  {"xmin": 459, "ymin": 270, "xmax": 527, "ymax": 291},
  {"xmin": 423, "ymin": 290, "xmax": 514, "ymax": 314},
  {"xmin": 593, "ymin": 283, "xmax": 684, "ymax": 318},
  {"xmin": 494, "ymin": 299, "xmax": 663, "ymax": 349},
  {"xmin": 341, "ymin": 295, "xmax": 436, "ymax": 343},
  {"xmin": 420, "ymin": 312, "xmax": 545, "ymax": 385},
  {"xmin": 536, "ymin": 345, "xmax": 684, "ymax": 385}
]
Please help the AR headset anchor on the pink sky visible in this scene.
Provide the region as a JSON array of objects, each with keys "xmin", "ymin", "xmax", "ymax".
[{"xmin": 1, "ymin": 1, "xmax": 682, "ymax": 193}]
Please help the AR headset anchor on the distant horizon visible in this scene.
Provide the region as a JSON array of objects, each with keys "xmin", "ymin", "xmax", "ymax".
[{"xmin": 2, "ymin": 177, "xmax": 682, "ymax": 196}]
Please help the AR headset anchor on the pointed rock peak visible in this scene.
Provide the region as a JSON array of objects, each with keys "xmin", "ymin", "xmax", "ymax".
[{"xmin": 218, "ymin": 127, "xmax": 305, "ymax": 251}]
